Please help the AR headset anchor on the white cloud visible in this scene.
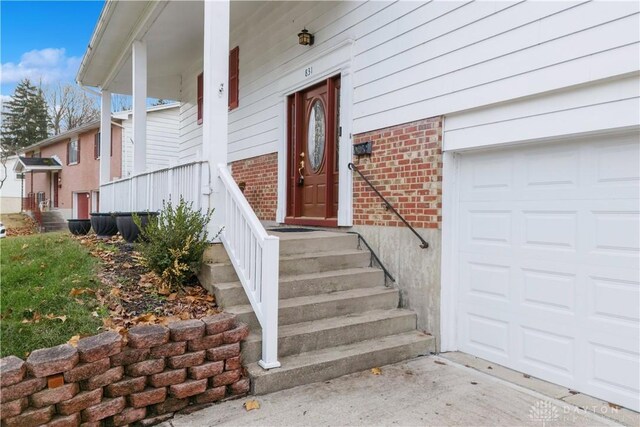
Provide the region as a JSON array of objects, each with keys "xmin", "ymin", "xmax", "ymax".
[{"xmin": 1, "ymin": 48, "xmax": 81, "ymax": 85}]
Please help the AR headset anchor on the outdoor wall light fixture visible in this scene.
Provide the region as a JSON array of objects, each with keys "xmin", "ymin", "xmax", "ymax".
[{"xmin": 298, "ymin": 28, "xmax": 314, "ymax": 46}]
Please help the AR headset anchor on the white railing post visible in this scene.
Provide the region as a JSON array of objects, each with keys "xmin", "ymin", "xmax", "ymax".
[
  {"xmin": 259, "ymin": 235, "xmax": 281, "ymax": 369},
  {"xmin": 168, "ymin": 167, "xmax": 174, "ymax": 205}
]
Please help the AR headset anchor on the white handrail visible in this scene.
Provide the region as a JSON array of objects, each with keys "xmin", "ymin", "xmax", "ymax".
[{"xmin": 218, "ymin": 164, "xmax": 280, "ymax": 369}]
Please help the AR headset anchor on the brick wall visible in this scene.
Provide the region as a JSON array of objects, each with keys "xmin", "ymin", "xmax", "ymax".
[
  {"xmin": 0, "ymin": 314, "xmax": 249, "ymax": 427},
  {"xmin": 352, "ymin": 116, "xmax": 443, "ymax": 229},
  {"xmin": 230, "ymin": 153, "xmax": 278, "ymax": 221}
]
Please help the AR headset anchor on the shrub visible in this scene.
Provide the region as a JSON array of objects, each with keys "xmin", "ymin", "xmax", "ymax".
[{"xmin": 134, "ymin": 198, "xmax": 216, "ymax": 290}]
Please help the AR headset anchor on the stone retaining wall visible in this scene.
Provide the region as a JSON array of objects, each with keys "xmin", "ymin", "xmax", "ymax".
[{"xmin": 0, "ymin": 313, "xmax": 250, "ymax": 427}]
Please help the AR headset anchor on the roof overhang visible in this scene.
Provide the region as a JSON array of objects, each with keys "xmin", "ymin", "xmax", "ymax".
[
  {"xmin": 76, "ymin": 1, "xmax": 203, "ymax": 100},
  {"xmin": 77, "ymin": 1, "xmax": 265, "ymax": 100},
  {"xmin": 14, "ymin": 157, "xmax": 63, "ymax": 173}
]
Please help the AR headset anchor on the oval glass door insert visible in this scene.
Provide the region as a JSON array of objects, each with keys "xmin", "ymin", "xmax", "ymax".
[{"xmin": 307, "ymin": 100, "xmax": 326, "ymax": 173}]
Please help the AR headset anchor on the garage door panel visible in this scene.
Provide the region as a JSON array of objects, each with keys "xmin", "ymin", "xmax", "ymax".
[
  {"xmin": 455, "ymin": 132, "xmax": 640, "ymax": 411},
  {"xmin": 520, "ymin": 268, "xmax": 576, "ymax": 313},
  {"xmin": 590, "ymin": 134, "xmax": 640, "ymax": 197},
  {"xmin": 462, "ymin": 312, "xmax": 511, "ymax": 359},
  {"xmin": 586, "ymin": 273, "xmax": 639, "ymax": 328},
  {"xmin": 587, "ymin": 342, "xmax": 640, "ymax": 399},
  {"xmin": 519, "ymin": 326, "xmax": 576, "ymax": 379}
]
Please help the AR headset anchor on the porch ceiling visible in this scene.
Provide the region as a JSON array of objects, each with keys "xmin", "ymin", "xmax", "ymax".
[{"xmin": 78, "ymin": 1, "xmax": 265, "ymax": 101}]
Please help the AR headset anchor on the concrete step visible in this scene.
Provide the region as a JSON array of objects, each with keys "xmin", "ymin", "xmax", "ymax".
[
  {"xmin": 226, "ymin": 287, "xmax": 399, "ymax": 330},
  {"xmin": 201, "ymin": 249, "xmax": 371, "ymax": 284},
  {"xmin": 242, "ymin": 309, "xmax": 418, "ymax": 364},
  {"xmin": 203, "ymin": 232, "xmax": 359, "ymax": 264},
  {"xmin": 203, "ymin": 267, "xmax": 385, "ymax": 307},
  {"xmin": 247, "ymin": 331, "xmax": 435, "ymax": 395}
]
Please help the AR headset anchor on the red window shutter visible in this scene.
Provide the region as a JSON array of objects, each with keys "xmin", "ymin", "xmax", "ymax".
[
  {"xmin": 197, "ymin": 73, "xmax": 203, "ymax": 125},
  {"xmin": 228, "ymin": 47, "xmax": 239, "ymax": 110}
]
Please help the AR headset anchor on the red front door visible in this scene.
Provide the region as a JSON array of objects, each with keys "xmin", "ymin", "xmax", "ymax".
[
  {"xmin": 286, "ymin": 76, "xmax": 340, "ymax": 226},
  {"xmin": 76, "ymin": 192, "xmax": 90, "ymax": 219},
  {"xmin": 52, "ymin": 173, "xmax": 59, "ymax": 208}
]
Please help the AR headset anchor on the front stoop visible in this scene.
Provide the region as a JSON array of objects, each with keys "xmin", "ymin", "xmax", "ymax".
[{"xmin": 198, "ymin": 230, "xmax": 434, "ymax": 395}]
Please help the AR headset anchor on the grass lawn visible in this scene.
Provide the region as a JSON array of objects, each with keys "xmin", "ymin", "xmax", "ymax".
[{"xmin": 0, "ymin": 232, "xmax": 104, "ymax": 358}]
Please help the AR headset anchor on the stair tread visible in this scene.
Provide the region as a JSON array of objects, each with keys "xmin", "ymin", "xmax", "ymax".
[
  {"xmin": 245, "ymin": 308, "xmax": 416, "ymax": 342},
  {"xmin": 206, "ymin": 248, "xmax": 367, "ymax": 268},
  {"xmin": 247, "ymin": 331, "xmax": 433, "ymax": 376},
  {"xmin": 226, "ymin": 286, "xmax": 397, "ymax": 315},
  {"xmin": 214, "ymin": 267, "xmax": 382, "ymax": 290}
]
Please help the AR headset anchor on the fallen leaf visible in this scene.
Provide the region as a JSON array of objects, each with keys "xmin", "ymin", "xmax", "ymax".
[
  {"xmin": 69, "ymin": 288, "xmax": 85, "ymax": 296},
  {"xmin": 371, "ymin": 367, "xmax": 382, "ymax": 375},
  {"xmin": 110, "ymin": 288, "xmax": 121, "ymax": 297},
  {"xmin": 68, "ymin": 335, "xmax": 81, "ymax": 347},
  {"xmin": 434, "ymin": 360, "xmax": 446, "ymax": 365},
  {"xmin": 608, "ymin": 402, "xmax": 621, "ymax": 410},
  {"xmin": 21, "ymin": 243, "xmax": 29, "ymax": 250},
  {"xmin": 92, "ymin": 311, "xmax": 99, "ymax": 317},
  {"xmin": 470, "ymin": 381, "xmax": 478, "ymax": 385},
  {"xmin": 244, "ymin": 400, "xmax": 260, "ymax": 411},
  {"xmin": 44, "ymin": 314, "xmax": 67, "ymax": 322},
  {"xmin": 523, "ymin": 374, "xmax": 531, "ymax": 379},
  {"xmin": 167, "ymin": 293, "xmax": 177, "ymax": 301}
]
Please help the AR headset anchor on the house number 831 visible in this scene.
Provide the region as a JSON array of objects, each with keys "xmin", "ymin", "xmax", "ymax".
[{"xmin": 304, "ymin": 67, "xmax": 313, "ymax": 77}]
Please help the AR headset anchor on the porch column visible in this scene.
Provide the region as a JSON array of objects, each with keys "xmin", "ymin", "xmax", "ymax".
[
  {"xmin": 99, "ymin": 90, "xmax": 111, "ymax": 188},
  {"xmin": 203, "ymin": 0, "xmax": 229, "ymax": 231},
  {"xmin": 132, "ymin": 40, "xmax": 147, "ymax": 175}
]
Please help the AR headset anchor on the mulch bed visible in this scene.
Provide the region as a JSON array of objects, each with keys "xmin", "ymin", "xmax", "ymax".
[{"xmin": 73, "ymin": 235, "xmax": 219, "ymax": 336}]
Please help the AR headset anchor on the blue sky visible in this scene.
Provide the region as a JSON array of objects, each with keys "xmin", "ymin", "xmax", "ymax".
[{"xmin": 1, "ymin": 1, "xmax": 105, "ymax": 98}]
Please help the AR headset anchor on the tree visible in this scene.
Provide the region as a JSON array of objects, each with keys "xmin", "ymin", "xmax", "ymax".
[
  {"xmin": 112, "ymin": 94, "xmax": 132, "ymax": 112},
  {"xmin": 0, "ymin": 79, "xmax": 49, "ymax": 188},
  {"xmin": 45, "ymin": 83, "xmax": 99, "ymax": 134}
]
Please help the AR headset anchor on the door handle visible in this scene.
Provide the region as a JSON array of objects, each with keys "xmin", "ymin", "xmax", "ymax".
[{"xmin": 298, "ymin": 159, "xmax": 305, "ymax": 186}]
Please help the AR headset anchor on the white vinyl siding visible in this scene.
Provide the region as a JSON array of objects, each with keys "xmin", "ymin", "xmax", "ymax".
[
  {"xmin": 121, "ymin": 106, "xmax": 180, "ymax": 176},
  {"xmin": 177, "ymin": 0, "xmax": 639, "ymax": 163}
]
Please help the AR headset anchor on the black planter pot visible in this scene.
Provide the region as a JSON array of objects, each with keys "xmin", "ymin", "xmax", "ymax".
[
  {"xmin": 90, "ymin": 213, "xmax": 118, "ymax": 238},
  {"xmin": 115, "ymin": 212, "xmax": 158, "ymax": 243},
  {"xmin": 67, "ymin": 219, "xmax": 92, "ymax": 236}
]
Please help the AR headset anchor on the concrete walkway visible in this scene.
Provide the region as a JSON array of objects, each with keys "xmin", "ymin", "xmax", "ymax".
[{"xmin": 163, "ymin": 355, "xmax": 624, "ymax": 427}]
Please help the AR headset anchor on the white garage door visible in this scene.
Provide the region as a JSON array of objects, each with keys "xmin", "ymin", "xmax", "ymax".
[{"xmin": 455, "ymin": 132, "xmax": 640, "ymax": 411}]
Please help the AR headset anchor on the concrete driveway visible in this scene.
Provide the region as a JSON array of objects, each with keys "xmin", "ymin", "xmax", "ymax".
[{"xmin": 163, "ymin": 355, "xmax": 626, "ymax": 427}]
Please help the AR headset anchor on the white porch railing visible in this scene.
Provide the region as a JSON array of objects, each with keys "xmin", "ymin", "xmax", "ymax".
[
  {"xmin": 218, "ymin": 164, "xmax": 281, "ymax": 369},
  {"xmin": 99, "ymin": 161, "xmax": 207, "ymax": 213}
]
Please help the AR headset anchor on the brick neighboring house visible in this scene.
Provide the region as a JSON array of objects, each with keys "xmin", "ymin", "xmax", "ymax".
[{"xmin": 16, "ymin": 120, "xmax": 123, "ymax": 220}]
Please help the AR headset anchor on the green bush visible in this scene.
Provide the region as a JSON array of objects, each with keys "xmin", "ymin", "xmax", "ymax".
[{"xmin": 134, "ymin": 198, "xmax": 216, "ymax": 290}]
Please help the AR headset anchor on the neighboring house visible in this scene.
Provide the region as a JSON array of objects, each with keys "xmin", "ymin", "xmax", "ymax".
[
  {"xmin": 0, "ymin": 155, "xmax": 25, "ymax": 214},
  {"xmin": 15, "ymin": 121, "xmax": 123, "ymax": 220},
  {"xmin": 77, "ymin": 1, "xmax": 640, "ymax": 410},
  {"xmin": 114, "ymin": 103, "xmax": 180, "ymax": 177}
]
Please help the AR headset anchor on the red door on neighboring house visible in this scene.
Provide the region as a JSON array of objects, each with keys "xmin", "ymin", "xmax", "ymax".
[
  {"xmin": 286, "ymin": 76, "xmax": 340, "ymax": 226},
  {"xmin": 76, "ymin": 192, "xmax": 90, "ymax": 219},
  {"xmin": 52, "ymin": 173, "xmax": 59, "ymax": 208}
]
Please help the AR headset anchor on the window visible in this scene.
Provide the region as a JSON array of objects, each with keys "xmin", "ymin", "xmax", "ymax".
[
  {"xmin": 67, "ymin": 139, "xmax": 79, "ymax": 165},
  {"xmin": 94, "ymin": 132, "xmax": 101, "ymax": 159},
  {"xmin": 196, "ymin": 46, "xmax": 240, "ymax": 125},
  {"xmin": 32, "ymin": 151, "xmax": 41, "ymax": 158}
]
